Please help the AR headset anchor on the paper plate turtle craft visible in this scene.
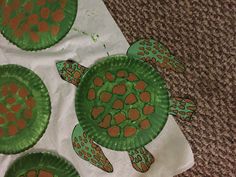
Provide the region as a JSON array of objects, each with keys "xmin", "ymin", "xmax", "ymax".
[
  {"xmin": 5, "ymin": 152, "xmax": 80, "ymax": 177},
  {"xmin": 56, "ymin": 39, "xmax": 197, "ymax": 173},
  {"xmin": 0, "ymin": 0, "xmax": 77, "ymax": 51},
  {"xmin": 0, "ymin": 65, "xmax": 51, "ymax": 154}
]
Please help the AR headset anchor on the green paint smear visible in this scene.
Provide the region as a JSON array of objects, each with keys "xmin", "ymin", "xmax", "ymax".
[{"xmin": 73, "ymin": 28, "xmax": 99, "ymax": 42}]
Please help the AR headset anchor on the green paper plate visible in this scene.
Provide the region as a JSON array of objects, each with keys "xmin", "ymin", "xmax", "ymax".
[
  {"xmin": 75, "ymin": 55, "xmax": 169, "ymax": 151},
  {"xmin": 0, "ymin": 65, "xmax": 51, "ymax": 154},
  {"xmin": 0, "ymin": 0, "xmax": 77, "ymax": 51},
  {"xmin": 4, "ymin": 152, "xmax": 80, "ymax": 177}
]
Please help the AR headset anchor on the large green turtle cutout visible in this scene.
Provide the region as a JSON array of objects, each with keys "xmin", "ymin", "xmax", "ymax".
[{"xmin": 56, "ymin": 39, "xmax": 197, "ymax": 173}]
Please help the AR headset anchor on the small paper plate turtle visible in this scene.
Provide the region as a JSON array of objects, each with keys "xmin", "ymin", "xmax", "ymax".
[{"xmin": 56, "ymin": 39, "xmax": 197, "ymax": 173}]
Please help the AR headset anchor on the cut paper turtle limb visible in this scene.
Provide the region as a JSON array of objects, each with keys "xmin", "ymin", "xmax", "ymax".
[
  {"xmin": 128, "ymin": 147, "xmax": 155, "ymax": 173},
  {"xmin": 56, "ymin": 60, "xmax": 113, "ymax": 173},
  {"xmin": 127, "ymin": 39, "xmax": 185, "ymax": 73},
  {"xmin": 72, "ymin": 124, "xmax": 113, "ymax": 173},
  {"xmin": 170, "ymin": 97, "xmax": 197, "ymax": 121}
]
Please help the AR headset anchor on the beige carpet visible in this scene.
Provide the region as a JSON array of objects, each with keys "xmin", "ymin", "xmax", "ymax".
[{"xmin": 103, "ymin": 0, "xmax": 236, "ymax": 176}]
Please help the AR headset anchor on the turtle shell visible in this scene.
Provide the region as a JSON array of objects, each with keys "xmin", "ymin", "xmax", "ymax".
[
  {"xmin": 5, "ymin": 152, "xmax": 80, "ymax": 177},
  {"xmin": 0, "ymin": 0, "xmax": 77, "ymax": 51},
  {"xmin": 0, "ymin": 65, "xmax": 51, "ymax": 154},
  {"xmin": 75, "ymin": 55, "xmax": 169, "ymax": 151}
]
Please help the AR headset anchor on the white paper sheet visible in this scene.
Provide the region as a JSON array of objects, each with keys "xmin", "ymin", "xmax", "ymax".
[{"xmin": 0, "ymin": 0, "xmax": 194, "ymax": 176}]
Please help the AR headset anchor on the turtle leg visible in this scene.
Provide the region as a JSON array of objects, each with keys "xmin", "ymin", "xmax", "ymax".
[
  {"xmin": 127, "ymin": 147, "xmax": 155, "ymax": 173},
  {"xmin": 170, "ymin": 96, "xmax": 197, "ymax": 120},
  {"xmin": 56, "ymin": 60, "xmax": 88, "ymax": 87},
  {"xmin": 72, "ymin": 124, "xmax": 113, "ymax": 173},
  {"xmin": 127, "ymin": 39, "xmax": 185, "ymax": 73}
]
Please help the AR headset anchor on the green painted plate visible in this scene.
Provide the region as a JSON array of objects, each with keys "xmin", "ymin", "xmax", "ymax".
[
  {"xmin": 4, "ymin": 152, "xmax": 80, "ymax": 177},
  {"xmin": 75, "ymin": 55, "xmax": 169, "ymax": 151},
  {"xmin": 0, "ymin": 0, "xmax": 77, "ymax": 51},
  {"xmin": 0, "ymin": 65, "xmax": 51, "ymax": 154}
]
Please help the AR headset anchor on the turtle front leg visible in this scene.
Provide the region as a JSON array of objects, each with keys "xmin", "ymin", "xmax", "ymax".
[
  {"xmin": 170, "ymin": 97, "xmax": 197, "ymax": 120},
  {"xmin": 72, "ymin": 124, "xmax": 113, "ymax": 173},
  {"xmin": 128, "ymin": 147, "xmax": 155, "ymax": 173},
  {"xmin": 127, "ymin": 39, "xmax": 185, "ymax": 73}
]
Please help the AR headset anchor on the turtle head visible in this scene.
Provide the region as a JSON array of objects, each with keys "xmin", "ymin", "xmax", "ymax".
[{"xmin": 56, "ymin": 59, "xmax": 88, "ymax": 87}]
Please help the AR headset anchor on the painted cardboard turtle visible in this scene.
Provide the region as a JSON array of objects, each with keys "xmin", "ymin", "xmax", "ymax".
[{"xmin": 56, "ymin": 39, "xmax": 197, "ymax": 173}]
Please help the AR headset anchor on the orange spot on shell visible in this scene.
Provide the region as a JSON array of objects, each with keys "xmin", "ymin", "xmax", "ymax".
[
  {"xmin": 135, "ymin": 81, "xmax": 147, "ymax": 91},
  {"xmin": 0, "ymin": 117, "xmax": 5, "ymax": 124},
  {"xmin": 17, "ymin": 119, "xmax": 26, "ymax": 129},
  {"xmin": 99, "ymin": 114, "xmax": 111, "ymax": 128},
  {"xmin": 38, "ymin": 170, "xmax": 54, "ymax": 177},
  {"xmin": 117, "ymin": 70, "xmax": 127, "ymax": 78},
  {"xmin": 100, "ymin": 92, "xmax": 112, "ymax": 102},
  {"xmin": 24, "ymin": 109, "xmax": 33, "ymax": 119},
  {"xmin": 108, "ymin": 126, "xmax": 120, "ymax": 137},
  {"xmin": 91, "ymin": 107, "xmax": 104, "ymax": 119},
  {"xmin": 26, "ymin": 97, "xmax": 36, "ymax": 108},
  {"xmin": 125, "ymin": 93, "xmax": 137, "ymax": 105},
  {"xmin": 140, "ymin": 119, "xmax": 151, "ymax": 129},
  {"xmin": 9, "ymin": 13, "xmax": 24, "ymax": 30},
  {"xmin": 38, "ymin": 21, "xmax": 49, "ymax": 32},
  {"xmin": 143, "ymin": 105, "xmax": 155, "ymax": 115},
  {"xmin": 0, "ymin": 103, "xmax": 8, "ymax": 114},
  {"xmin": 28, "ymin": 14, "xmax": 38, "ymax": 24},
  {"xmin": 114, "ymin": 113, "xmax": 126, "ymax": 124},
  {"xmin": 60, "ymin": 0, "xmax": 68, "ymax": 8},
  {"xmin": 52, "ymin": 9, "xmax": 65, "ymax": 22},
  {"xmin": 128, "ymin": 108, "xmax": 140, "ymax": 120},
  {"xmin": 8, "ymin": 124, "xmax": 18, "ymax": 136},
  {"xmin": 105, "ymin": 72, "xmax": 114, "ymax": 81},
  {"xmin": 19, "ymin": 87, "xmax": 28, "ymax": 98},
  {"xmin": 51, "ymin": 25, "xmax": 60, "ymax": 36},
  {"xmin": 40, "ymin": 7, "xmax": 50, "ymax": 19},
  {"xmin": 10, "ymin": 0, "xmax": 20, "ymax": 10},
  {"xmin": 124, "ymin": 126, "xmax": 137, "ymax": 137},
  {"xmin": 6, "ymin": 112, "xmax": 16, "ymax": 121},
  {"xmin": 9, "ymin": 83, "xmax": 18, "ymax": 94},
  {"xmin": 140, "ymin": 92, "xmax": 151, "ymax": 102},
  {"xmin": 88, "ymin": 88, "xmax": 96, "ymax": 100},
  {"xmin": 30, "ymin": 32, "xmax": 40, "ymax": 42},
  {"xmin": 6, "ymin": 97, "xmax": 16, "ymax": 104},
  {"xmin": 24, "ymin": 2, "xmax": 33, "ymax": 11},
  {"xmin": 1, "ymin": 85, "xmax": 8, "ymax": 96},
  {"xmin": 93, "ymin": 77, "xmax": 103, "ymax": 87},
  {"xmin": 112, "ymin": 99, "xmax": 123, "ymax": 109},
  {"xmin": 112, "ymin": 84, "xmax": 126, "ymax": 95},
  {"xmin": 11, "ymin": 104, "xmax": 21, "ymax": 112},
  {"xmin": 27, "ymin": 170, "xmax": 37, "ymax": 177},
  {"xmin": 127, "ymin": 73, "xmax": 137, "ymax": 81},
  {"xmin": 37, "ymin": 0, "xmax": 46, "ymax": 6}
]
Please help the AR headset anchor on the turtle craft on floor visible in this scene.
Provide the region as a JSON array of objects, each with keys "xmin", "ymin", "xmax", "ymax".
[
  {"xmin": 56, "ymin": 39, "xmax": 197, "ymax": 173},
  {"xmin": 0, "ymin": 0, "xmax": 77, "ymax": 51},
  {"xmin": 0, "ymin": 64, "xmax": 51, "ymax": 154},
  {"xmin": 4, "ymin": 152, "xmax": 80, "ymax": 177}
]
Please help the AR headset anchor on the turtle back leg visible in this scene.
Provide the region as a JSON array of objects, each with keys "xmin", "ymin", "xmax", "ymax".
[
  {"xmin": 72, "ymin": 124, "xmax": 113, "ymax": 173},
  {"xmin": 127, "ymin": 39, "xmax": 185, "ymax": 73},
  {"xmin": 56, "ymin": 60, "xmax": 88, "ymax": 86},
  {"xmin": 170, "ymin": 96, "xmax": 197, "ymax": 120},
  {"xmin": 127, "ymin": 147, "xmax": 155, "ymax": 173}
]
